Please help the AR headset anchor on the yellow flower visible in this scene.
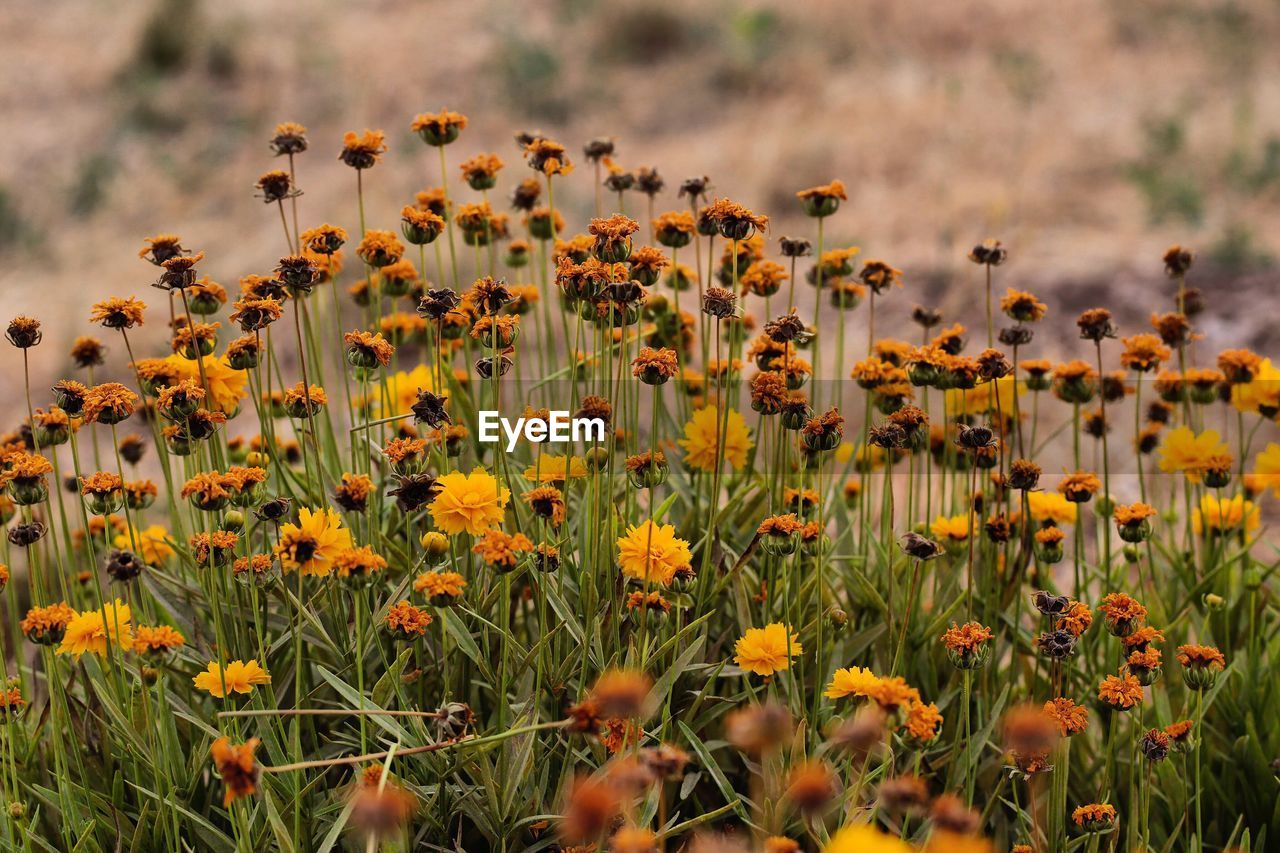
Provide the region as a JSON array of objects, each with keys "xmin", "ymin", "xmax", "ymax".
[
  {"xmin": 929, "ymin": 514, "xmax": 972, "ymax": 542},
  {"xmin": 734, "ymin": 623, "xmax": 802, "ymax": 676},
  {"xmin": 1231, "ymin": 357, "xmax": 1280, "ymax": 413},
  {"xmin": 57, "ymin": 599, "xmax": 133, "ymax": 658},
  {"xmin": 1192, "ymin": 494, "xmax": 1259, "ymax": 535},
  {"xmin": 522, "ymin": 454, "xmax": 589, "ymax": 483},
  {"xmin": 834, "ymin": 442, "xmax": 855, "ymax": 464},
  {"xmin": 945, "ymin": 375, "xmax": 1021, "ymax": 417},
  {"xmin": 616, "ymin": 520, "xmax": 691, "ymax": 585},
  {"xmin": 193, "ymin": 659, "xmax": 272, "ymax": 698},
  {"xmin": 365, "ymin": 364, "xmax": 435, "ymax": 417},
  {"xmin": 114, "ymin": 524, "xmax": 174, "ymax": 564},
  {"xmin": 429, "ymin": 468, "xmax": 509, "ymax": 535},
  {"xmin": 824, "ymin": 666, "xmax": 879, "ymax": 699},
  {"xmin": 164, "ymin": 354, "xmax": 248, "ymax": 414},
  {"xmin": 1251, "ymin": 442, "xmax": 1280, "ymax": 498},
  {"xmin": 920, "ymin": 832, "xmax": 993, "ymax": 853},
  {"xmin": 824, "ymin": 824, "xmax": 912, "ymax": 853},
  {"xmin": 1157, "ymin": 426, "xmax": 1229, "ymax": 482},
  {"xmin": 1026, "ymin": 491, "xmax": 1077, "ymax": 526},
  {"xmin": 274, "ymin": 507, "xmax": 353, "ymax": 576},
  {"xmin": 678, "ymin": 406, "xmax": 752, "ymax": 471}
]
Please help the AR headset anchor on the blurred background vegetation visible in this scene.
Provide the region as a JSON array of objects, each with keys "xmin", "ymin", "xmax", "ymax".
[{"xmin": 2, "ymin": 0, "xmax": 1279, "ymax": 392}]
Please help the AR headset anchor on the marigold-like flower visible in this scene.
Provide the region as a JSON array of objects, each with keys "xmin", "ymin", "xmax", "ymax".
[
  {"xmin": 338, "ymin": 129, "xmax": 387, "ymax": 169},
  {"xmin": 1043, "ymin": 698, "xmax": 1088, "ymax": 736},
  {"xmin": 734, "ymin": 623, "xmax": 802, "ymax": 677},
  {"xmin": 210, "ymin": 737, "xmax": 261, "ymax": 806},
  {"xmin": 678, "ymin": 406, "xmax": 752, "ymax": 471},
  {"xmin": 616, "ymin": 520, "xmax": 692, "ymax": 586},
  {"xmin": 472, "ymin": 529, "xmax": 533, "ymax": 570},
  {"xmin": 133, "ymin": 625, "xmax": 186, "ymax": 656},
  {"xmin": 429, "ymin": 468, "xmax": 510, "ymax": 535},
  {"xmin": 1098, "ymin": 672, "xmax": 1143, "ymax": 710}
]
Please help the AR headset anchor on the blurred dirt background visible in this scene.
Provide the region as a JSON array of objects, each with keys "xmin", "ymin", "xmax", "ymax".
[{"xmin": 2, "ymin": 0, "xmax": 1280, "ymax": 400}]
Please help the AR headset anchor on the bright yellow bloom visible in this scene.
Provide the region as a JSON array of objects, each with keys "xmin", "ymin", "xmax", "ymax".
[
  {"xmin": 164, "ymin": 354, "xmax": 248, "ymax": 414},
  {"xmin": 274, "ymin": 507, "xmax": 353, "ymax": 576},
  {"xmin": 1157, "ymin": 427, "xmax": 1229, "ymax": 482},
  {"xmin": 1231, "ymin": 357, "xmax": 1280, "ymax": 413},
  {"xmin": 1251, "ymin": 442, "xmax": 1280, "ymax": 498},
  {"xmin": 1192, "ymin": 494, "xmax": 1260, "ymax": 535},
  {"xmin": 193, "ymin": 659, "xmax": 272, "ymax": 698},
  {"xmin": 678, "ymin": 406, "xmax": 752, "ymax": 471},
  {"xmin": 824, "ymin": 824, "xmax": 912, "ymax": 853},
  {"xmin": 57, "ymin": 599, "xmax": 133, "ymax": 658},
  {"xmin": 920, "ymin": 832, "xmax": 993, "ymax": 853},
  {"xmin": 734, "ymin": 623, "xmax": 802, "ymax": 676},
  {"xmin": 522, "ymin": 454, "xmax": 589, "ymax": 483},
  {"xmin": 945, "ymin": 375, "xmax": 1020, "ymax": 417},
  {"xmin": 429, "ymin": 468, "xmax": 509, "ymax": 535},
  {"xmin": 834, "ymin": 442, "xmax": 855, "ymax": 464},
  {"xmin": 824, "ymin": 666, "xmax": 879, "ymax": 699},
  {"xmin": 616, "ymin": 520, "xmax": 691, "ymax": 585},
  {"xmin": 1026, "ymin": 491, "xmax": 1077, "ymax": 525},
  {"xmin": 930, "ymin": 514, "xmax": 972, "ymax": 542},
  {"xmin": 114, "ymin": 524, "xmax": 174, "ymax": 564},
  {"xmin": 365, "ymin": 363, "xmax": 435, "ymax": 417}
]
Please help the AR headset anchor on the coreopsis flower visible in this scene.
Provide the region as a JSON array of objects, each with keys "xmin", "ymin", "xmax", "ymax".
[
  {"xmin": 678, "ymin": 406, "xmax": 752, "ymax": 470},
  {"xmin": 429, "ymin": 468, "xmax": 509, "ymax": 535},
  {"xmin": 1192, "ymin": 494, "xmax": 1259, "ymax": 535},
  {"xmin": 558, "ymin": 775, "xmax": 621, "ymax": 845},
  {"xmin": 824, "ymin": 825, "xmax": 912, "ymax": 853},
  {"xmin": 859, "ymin": 259, "xmax": 903, "ymax": 294},
  {"xmin": 734, "ymin": 623, "xmax": 802, "ymax": 677},
  {"xmin": 1073, "ymin": 803, "xmax": 1118, "ymax": 834},
  {"xmin": 329, "ymin": 546, "xmax": 386, "ymax": 580},
  {"xmin": 1056, "ymin": 600, "xmax": 1093, "ymax": 637},
  {"xmin": 1043, "ymin": 698, "xmax": 1089, "ymax": 737},
  {"xmin": 1163, "ymin": 719, "xmax": 1195, "ymax": 752},
  {"xmin": 523, "ymin": 137, "xmax": 573, "ymax": 175},
  {"xmin": 704, "ymin": 198, "xmax": 768, "ymax": 241},
  {"xmin": 1076, "ymin": 307, "xmax": 1116, "ymax": 342},
  {"xmin": 282, "ymin": 382, "xmax": 326, "ymax": 419},
  {"xmin": 414, "ymin": 570, "xmax": 467, "ymax": 607},
  {"xmin": 356, "ymin": 229, "xmax": 405, "ymax": 269},
  {"xmin": 80, "ymin": 471, "xmax": 124, "ymax": 515},
  {"xmin": 89, "ymin": 296, "xmax": 147, "ymax": 332},
  {"xmin": 5, "ymin": 452, "xmax": 53, "ymax": 505},
  {"xmin": 194, "ymin": 660, "xmax": 271, "ymax": 698},
  {"xmin": 1116, "ymin": 333, "xmax": 1169, "ymax": 373},
  {"xmin": 132, "ymin": 624, "xmax": 185, "ymax": 659},
  {"xmin": 1098, "ymin": 593, "xmax": 1146, "ymax": 637},
  {"xmin": 472, "ymin": 529, "xmax": 533, "ymax": 571},
  {"xmin": 228, "ymin": 295, "xmax": 284, "ymax": 333},
  {"xmin": 930, "ymin": 514, "xmax": 972, "ymax": 544},
  {"xmin": 941, "ymin": 622, "xmax": 993, "ymax": 670},
  {"xmin": 190, "ymin": 531, "xmax": 239, "ymax": 567},
  {"xmin": 21, "ymin": 602, "xmax": 76, "ymax": 645},
  {"xmin": 338, "ymin": 129, "xmax": 387, "ymax": 169},
  {"xmin": 1050, "ymin": 360, "xmax": 1097, "ymax": 404},
  {"xmin": 411, "ymin": 109, "xmax": 467, "ymax": 146},
  {"xmin": 82, "ymin": 382, "xmax": 137, "ymax": 424},
  {"xmin": 616, "ymin": 520, "xmax": 692, "ymax": 586},
  {"xmin": 138, "ymin": 234, "xmax": 186, "ymax": 265},
  {"xmin": 523, "ymin": 454, "xmax": 589, "ymax": 483},
  {"xmin": 274, "ymin": 506, "xmax": 353, "ymax": 576},
  {"xmin": 801, "ymin": 408, "xmax": 844, "ymax": 451},
  {"xmin": 1151, "ymin": 311, "xmax": 1194, "ymax": 348},
  {"xmin": 57, "ymin": 599, "xmax": 133, "ymax": 658},
  {"xmin": 1098, "ymin": 672, "xmax": 1143, "ymax": 710},
  {"xmin": 999, "ymin": 289, "xmax": 1046, "ymax": 323},
  {"xmin": 210, "ymin": 737, "xmax": 261, "ymax": 806},
  {"xmin": 1057, "ymin": 470, "xmax": 1101, "ymax": 503},
  {"xmin": 5, "ymin": 316, "xmax": 41, "ymax": 349},
  {"xmin": 1163, "ymin": 244, "xmax": 1195, "ymax": 277},
  {"xmin": 255, "ymin": 169, "xmax": 296, "ymax": 204},
  {"xmin": 968, "ymin": 238, "xmax": 1007, "ymax": 266},
  {"xmin": 1176, "ymin": 644, "xmax": 1226, "ymax": 690},
  {"xmin": 796, "ymin": 179, "xmax": 846, "ymax": 217},
  {"xmin": 1026, "ymin": 491, "xmax": 1076, "ymax": 526},
  {"xmin": 1113, "ymin": 502, "xmax": 1156, "ymax": 542},
  {"xmin": 1218, "ymin": 348, "xmax": 1263, "ymax": 384}
]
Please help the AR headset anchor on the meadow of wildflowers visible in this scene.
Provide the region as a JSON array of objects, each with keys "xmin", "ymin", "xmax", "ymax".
[{"xmin": 0, "ymin": 112, "xmax": 1275, "ymax": 853}]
